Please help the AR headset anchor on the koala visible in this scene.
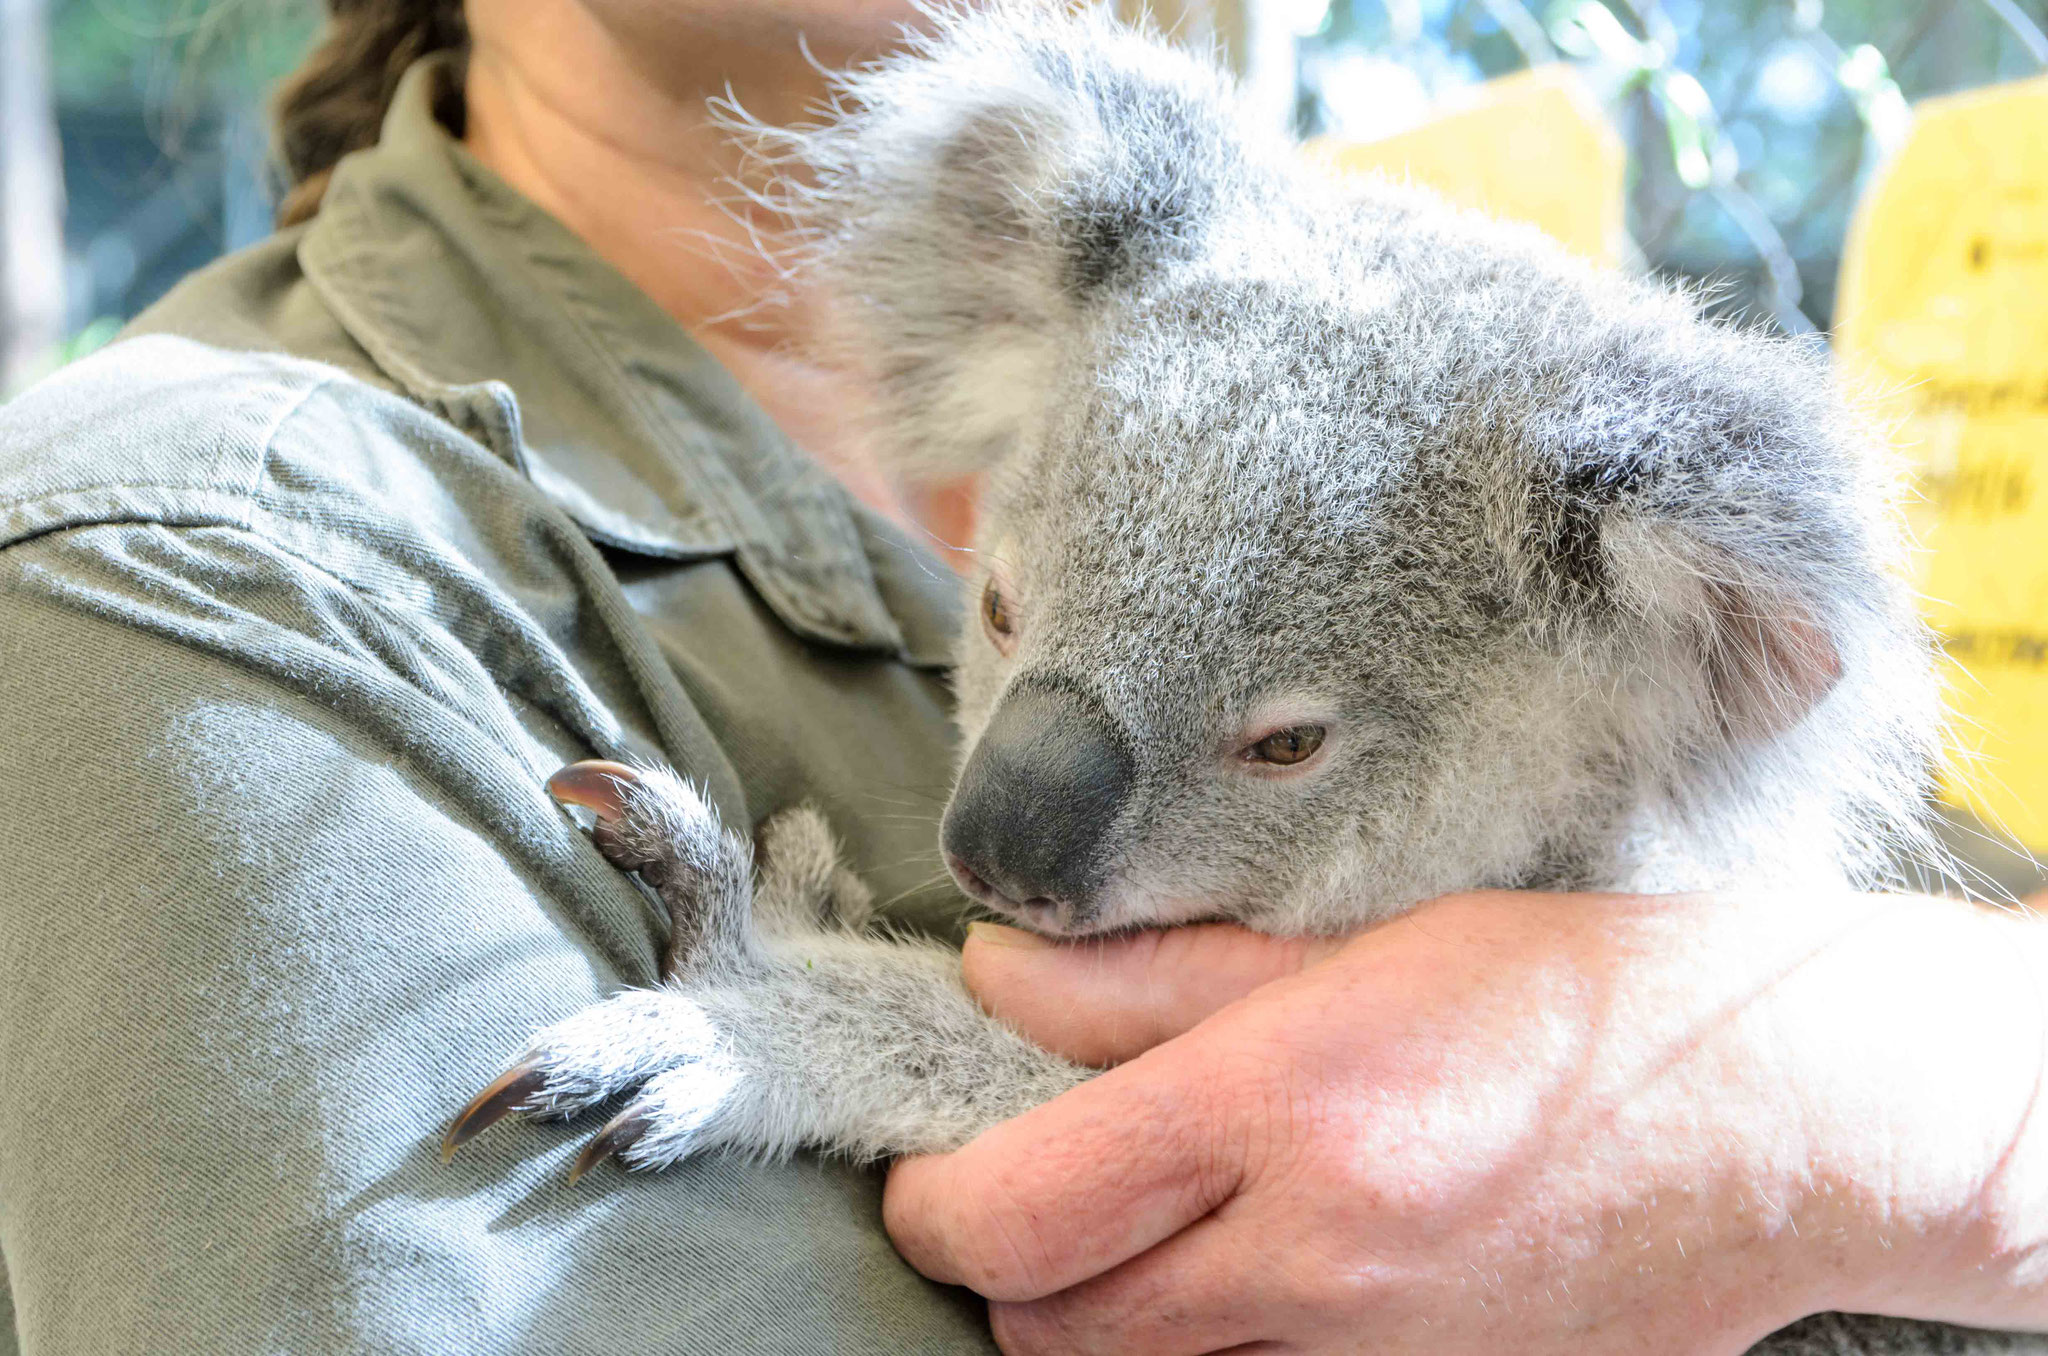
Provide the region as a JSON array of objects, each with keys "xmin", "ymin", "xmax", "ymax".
[{"xmin": 443, "ymin": 5, "xmax": 2032, "ymax": 1352}]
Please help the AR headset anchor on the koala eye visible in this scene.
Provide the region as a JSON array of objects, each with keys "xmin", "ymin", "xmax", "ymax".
[
  {"xmin": 1245, "ymin": 725, "xmax": 1326, "ymax": 767},
  {"xmin": 981, "ymin": 576, "xmax": 1017, "ymax": 654}
]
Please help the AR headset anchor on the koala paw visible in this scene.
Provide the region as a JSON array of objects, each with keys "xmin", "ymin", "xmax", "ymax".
[
  {"xmin": 543, "ymin": 760, "xmax": 868, "ymax": 965},
  {"xmin": 445, "ymin": 762, "xmax": 886, "ymax": 1177},
  {"xmin": 752, "ymin": 802, "xmax": 877, "ymax": 935},
  {"xmin": 545, "ymin": 759, "xmax": 757, "ymax": 975},
  {"xmin": 442, "ymin": 985, "xmax": 752, "ymax": 1177}
]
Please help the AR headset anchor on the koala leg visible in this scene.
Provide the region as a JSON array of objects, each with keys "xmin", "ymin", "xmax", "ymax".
[
  {"xmin": 749, "ymin": 801, "xmax": 879, "ymax": 937},
  {"xmin": 444, "ymin": 762, "xmax": 1089, "ymax": 1174}
]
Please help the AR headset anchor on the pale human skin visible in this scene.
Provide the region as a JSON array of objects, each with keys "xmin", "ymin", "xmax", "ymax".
[
  {"xmin": 462, "ymin": 2, "xmax": 2048, "ymax": 1350},
  {"xmin": 464, "ymin": 0, "xmax": 975, "ymax": 542},
  {"xmin": 894, "ymin": 893, "xmax": 2048, "ymax": 1353}
]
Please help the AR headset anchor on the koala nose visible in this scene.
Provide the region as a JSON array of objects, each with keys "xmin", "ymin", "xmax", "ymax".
[{"xmin": 941, "ymin": 682, "xmax": 1132, "ymax": 923}]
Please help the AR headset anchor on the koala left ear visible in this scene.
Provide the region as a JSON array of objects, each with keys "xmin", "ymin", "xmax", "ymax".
[
  {"xmin": 765, "ymin": 4, "xmax": 1261, "ymax": 483},
  {"xmin": 1540, "ymin": 458, "xmax": 1847, "ymax": 744}
]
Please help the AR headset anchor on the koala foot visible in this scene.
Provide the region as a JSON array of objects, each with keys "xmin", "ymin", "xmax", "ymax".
[
  {"xmin": 546, "ymin": 760, "xmax": 875, "ymax": 961},
  {"xmin": 443, "ymin": 761, "xmax": 768, "ymax": 1169},
  {"xmin": 445, "ymin": 760, "xmax": 1091, "ymax": 1174},
  {"xmin": 443, "ymin": 985, "xmax": 746, "ymax": 1176}
]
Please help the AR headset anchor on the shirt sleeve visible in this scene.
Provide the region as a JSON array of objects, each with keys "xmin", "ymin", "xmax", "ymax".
[{"xmin": 0, "ymin": 518, "xmax": 991, "ymax": 1353}]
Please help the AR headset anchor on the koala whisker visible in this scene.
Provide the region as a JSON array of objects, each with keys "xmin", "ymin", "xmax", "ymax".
[{"xmin": 866, "ymin": 869, "xmax": 963, "ymax": 920}]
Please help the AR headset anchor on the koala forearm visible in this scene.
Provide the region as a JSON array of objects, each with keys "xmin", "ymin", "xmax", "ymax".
[
  {"xmin": 709, "ymin": 930, "xmax": 1096, "ymax": 1161},
  {"xmin": 453, "ymin": 925, "xmax": 1093, "ymax": 1170}
]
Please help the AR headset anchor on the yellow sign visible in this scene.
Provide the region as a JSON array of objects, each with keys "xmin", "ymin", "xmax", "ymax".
[
  {"xmin": 1307, "ymin": 65, "xmax": 1627, "ymax": 266},
  {"xmin": 1837, "ymin": 74, "xmax": 2048, "ymax": 851}
]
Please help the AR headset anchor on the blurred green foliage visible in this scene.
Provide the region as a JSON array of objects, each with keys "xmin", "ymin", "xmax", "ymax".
[
  {"xmin": 51, "ymin": 0, "xmax": 315, "ymax": 107},
  {"xmin": 48, "ymin": 0, "xmax": 315, "ymax": 160},
  {"xmin": 42, "ymin": 2, "xmax": 317, "ymax": 346}
]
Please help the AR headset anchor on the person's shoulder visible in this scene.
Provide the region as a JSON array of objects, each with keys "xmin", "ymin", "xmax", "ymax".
[{"xmin": 0, "ymin": 333, "xmax": 459, "ymax": 555}]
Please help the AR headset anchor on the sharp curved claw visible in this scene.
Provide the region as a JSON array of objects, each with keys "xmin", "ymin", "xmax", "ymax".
[
  {"xmin": 568, "ymin": 1105, "xmax": 653, "ymax": 1185},
  {"xmin": 441, "ymin": 1062, "xmax": 549, "ymax": 1163},
  {"xmin": 546, "ymin": 760, "xmax": 643, "ymax": 822}
]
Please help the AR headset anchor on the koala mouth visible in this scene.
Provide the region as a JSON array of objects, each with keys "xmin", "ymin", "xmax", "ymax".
[
  {"xmin": 948, "ymin": 851, "xmax": 1249, "ymax": 940},
  {"xmin": 944, "ymin": 852, "xmax": 1129, "ymax": 938},
  {"xmin": 946, "ymin": 854, "xmax": 1067, "ymax": 930}
]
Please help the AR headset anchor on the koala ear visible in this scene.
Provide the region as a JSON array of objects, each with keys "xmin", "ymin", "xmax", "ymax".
[
  {"xmin": 1690, "ymin": 572, "xmax": 1844, "ymax": 741},
  {"xmin": 1537, "ymin": 455, "xmax": 1846, "ymax": 744},
  {"xmin": 764, "ymin": 5, "xmax": 1259, "ymax": 481}
]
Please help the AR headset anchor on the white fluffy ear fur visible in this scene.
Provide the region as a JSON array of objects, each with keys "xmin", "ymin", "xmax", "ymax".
[
  {"xmin": 1697, "ymin": 575, "xmax": 1843, "ymax": 741},
  {"xmin": 797, "ymin": 65, "xmax": 1079, "ymax": 481},
  {"xmin": 736, "ymin": 2, "xmax": 1265, "ymax": 482},
  {"xmin": 1603, "ymin": 517, "xmax": 1844, "ymax": 744}
]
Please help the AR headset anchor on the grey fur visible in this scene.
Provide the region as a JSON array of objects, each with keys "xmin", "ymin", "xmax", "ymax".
[
  {"xmin": 506, "ymin": 768, "xmax": 1088, "ymax": 1161},
  {"xmin": 469, "ymin": 5, "xmax": 2030, "ymax": 1349}
]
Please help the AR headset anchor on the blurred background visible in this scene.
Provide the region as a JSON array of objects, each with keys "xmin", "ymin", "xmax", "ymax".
[
  {"xmin": 3, "ymin": 0, "xmax": 312, "ymax": 387},
  {"xmin": 1296, "ymin": 0, "xmax": 2048, "ymax": 333},
  {"xmin": 5, "ymin": 0, "xmax": 2046, "ymax": 392}
]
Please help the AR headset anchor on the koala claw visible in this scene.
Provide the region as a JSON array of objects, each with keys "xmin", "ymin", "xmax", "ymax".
[
  {"xmin": 446, "ymin": 985, "xmax": 745, "ymax": 1174},
  {"xmin": 567, "ymin": 1106, "xmax": 652, "ymax": 1184},
  {"xmin": 440, "ymin": 1060, "xmax": 550, "ymax": 1162},
  {"xmin": 547, "ymin": 760, "xmax": 694, "ymax": 893},
  {"xmin": 544, "ymin": 759, "xmax": 641, "ymax": 821}
]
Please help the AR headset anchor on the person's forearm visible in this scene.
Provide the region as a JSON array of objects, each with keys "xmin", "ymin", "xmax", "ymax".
[{"xmin": 1821, "ymin": 894, "xmax": 2048, "ymax": 1328}]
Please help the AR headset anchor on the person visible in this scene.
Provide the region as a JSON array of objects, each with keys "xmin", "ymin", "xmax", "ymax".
[
  {"xmin": 1, "ymin": 1, "xmax": 981, "ymax": 1350},
  {"xmin": 0, "ymin": 4, "xmax": 2041, "ymax": 1356}
]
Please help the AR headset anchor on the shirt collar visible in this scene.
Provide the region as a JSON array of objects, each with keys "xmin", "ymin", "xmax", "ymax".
[{"xmin": 297, "ymin": 55, "xmax": 943, "ymax": 662}]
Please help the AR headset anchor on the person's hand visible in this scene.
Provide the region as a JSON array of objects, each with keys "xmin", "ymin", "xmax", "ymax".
[{"xmin": 884, "ymin": 890, "xmax": 2048, "ymax": 1354}]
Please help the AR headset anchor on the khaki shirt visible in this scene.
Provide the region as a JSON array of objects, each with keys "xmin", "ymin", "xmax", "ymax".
[{"xmin": 0, "ymin": 56, "xmax": 991, "ymax": 1354}]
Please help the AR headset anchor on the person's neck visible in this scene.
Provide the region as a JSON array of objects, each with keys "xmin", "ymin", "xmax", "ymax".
[
  {"xmin": 466, "ymin": 29, "xmax": 806, "ymax": 345},
  {"xmin": 461, "ymin": 9, "xmax": 975, "ymax": 549}
]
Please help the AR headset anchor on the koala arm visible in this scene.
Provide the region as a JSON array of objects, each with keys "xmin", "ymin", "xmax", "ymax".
[{"xmin": 446, "ymin": 765, "xmax": 1091, "ymax": 1169}]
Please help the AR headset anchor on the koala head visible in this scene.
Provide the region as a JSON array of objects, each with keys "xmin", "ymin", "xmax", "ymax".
[{"xmin": 780, "ymin": 3, "xmax": 1939, "ymax": 936}]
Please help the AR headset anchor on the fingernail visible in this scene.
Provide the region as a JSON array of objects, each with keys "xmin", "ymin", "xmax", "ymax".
[{"xmin": 967, "ymin": 921, "xmax": 1053, "ymax": 951}]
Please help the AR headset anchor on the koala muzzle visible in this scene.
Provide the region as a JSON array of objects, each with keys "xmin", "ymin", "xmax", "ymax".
[{"xmin": 941, "ymin": 682, "xmax": 1132, "ymax": 929}]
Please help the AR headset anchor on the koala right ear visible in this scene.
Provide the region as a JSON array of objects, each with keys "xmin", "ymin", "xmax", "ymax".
[
  {"xmin": 761, "ymin": 4, "xmax": 1265, "ymax": 481},
  {"xmin": 1534, "ymin": 442, "xmax": 1853, "ymax": 747},
  {"xmin": 1606, "ymin": 516, "xmax": 1846, "ymax": 744}
]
